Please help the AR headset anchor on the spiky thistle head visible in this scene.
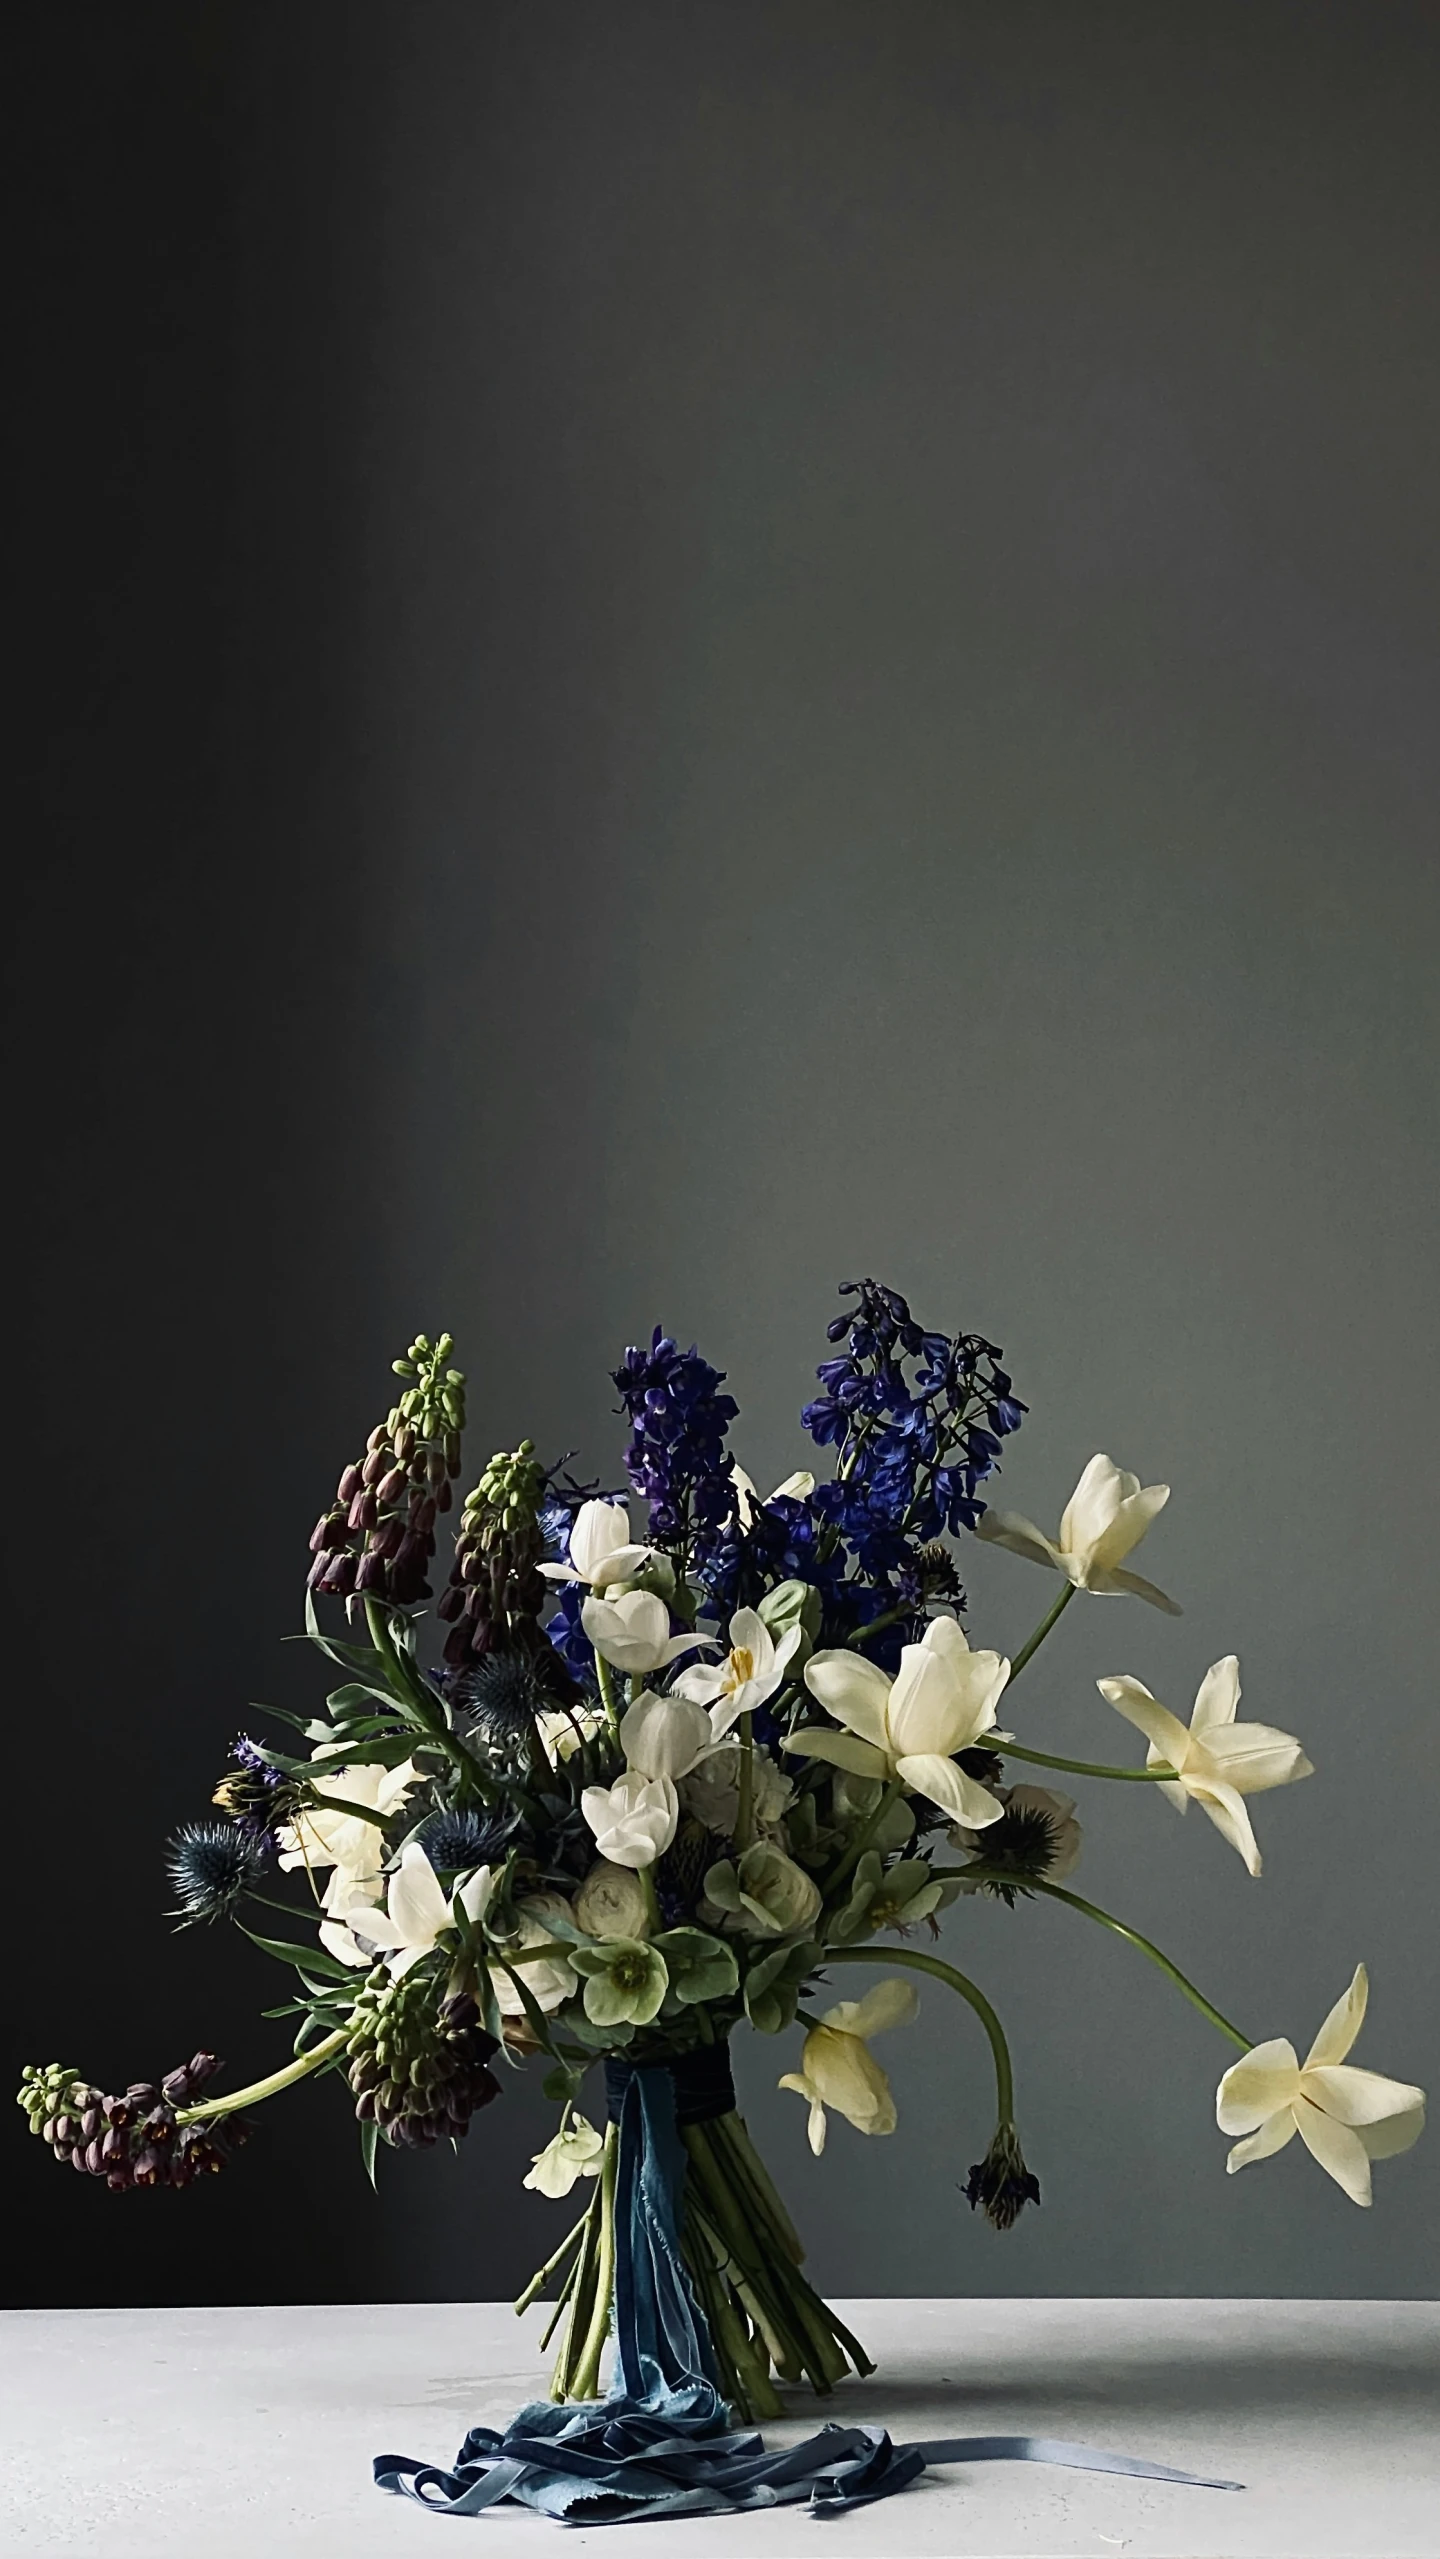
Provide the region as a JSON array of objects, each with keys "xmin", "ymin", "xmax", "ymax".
[
  {"xmin": 413, "ymin": 1805, "xmax": 515, "ymax": 1874},
  {"xmin": 166, "ymin": 1820, "xmax": 264, "ymax": 1923}
]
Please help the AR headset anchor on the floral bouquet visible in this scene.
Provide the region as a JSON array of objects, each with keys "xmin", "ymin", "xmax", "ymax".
[{"xmin": 18, "ymin": 1281, "xmax": 1425, "ymax": 2519}]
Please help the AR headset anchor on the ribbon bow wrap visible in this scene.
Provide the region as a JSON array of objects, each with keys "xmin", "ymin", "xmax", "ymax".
[{"xmin": 375, "ymin": 2048, "xmax": 1241, "ymax": 2523}]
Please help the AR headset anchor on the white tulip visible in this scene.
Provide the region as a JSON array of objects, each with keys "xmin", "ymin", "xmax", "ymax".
[
  {"xmin": 538, "ymin": 1499, "xmax": 653, "ymax": 1593},
  {"xmin": 1217, "ymin": 1966, "xmax": 1425, "ymax": 2205},
  {"xmin": 732, "ymin": 1465, "xmax": 816, "ymax": 1531},
  {"xmin": 317, "ymin": 1875, "xmax": 386, "ymax": 1968},
  {"xmin": 791, "ymin": 1616, "xmax": 1009, "ymax": 1830},
  {"xmin": 277, "ymin": 1757, "xmax": 419, "ymax": 1888},
  {"xmin": 323, "ymin": 1842, "xmax": 493, "ymax": 1978},
  {"xmin": 490, "ymin": 1894, "xmax": 579, "ymax": 2017},
  {"xmin": 1099, "ymin": 1656, "xmax": 1311, "ymax": 1876},
  {"xmin": 581, "ymin": 1588, "xmax": 705, "ymax": 1675},
  {"xmin": 618, "ymin": 1688, "xmax": 713, "ymax": 1782},
  {"xmin": 535, "ymin": 1700, "xmax": 607, "ymax": 1766},
  {"xmin": 976, "ymin": 1453, "xmax": 1180, "ymax": 1613},
  {"xmin": 673, "ymin": 1607, "xmax": 803, "ymax": 1740},
  {"xmin": 574, "ymin": 1859, "xmax": 652, "ymax": 1940},
  {"xmin": 523, "ymin": 2115, "xmax": 606, "ymax": 2199},
  {"xmin": 580, "ymin": 1769, "xmax": 678, "ymax": 1868},
  {"xmin": 778, "ymin": 1979, "xmax": 919, "ymax": 2153}
]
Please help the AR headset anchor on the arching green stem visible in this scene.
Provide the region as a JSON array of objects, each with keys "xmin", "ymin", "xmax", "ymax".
[
  {"xmin": 999, "ymin": 1738, "xmax": 1177, "ymax": 1782},
  {"xmin": 1005, "ymin": 1579, "xmax": 1075, "ymax": 1680},
  {"xmin": 1030, "ymin": 1880, "xmax": 1250, "ymax": 2049},
  {"xmin": 595, "ymin": 1651, "xmax": 622, "ymax": 1744},
  {"xmin": 175, "ymin": 2027, "xmax": 349, "ymax": 2124},
  {"xmin": 823, "ymin": 1945, "xmax": 1014, "ymax": 2124}
]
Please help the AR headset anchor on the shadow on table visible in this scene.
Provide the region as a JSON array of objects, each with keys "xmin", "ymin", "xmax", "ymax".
[{"xmin": 810, "ymin": 2341, "xmax": 1439, "ymax": 2423}]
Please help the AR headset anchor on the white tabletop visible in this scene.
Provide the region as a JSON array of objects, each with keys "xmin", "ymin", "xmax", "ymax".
[{"xmin": 2, "ymin": 2297, "xmax": 1435, "ymax": 2558}]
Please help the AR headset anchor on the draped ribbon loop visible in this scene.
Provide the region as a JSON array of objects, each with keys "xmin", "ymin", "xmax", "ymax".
[{"xmin": 374, "ymin": 2050, "xmax": 1243, "ymax": 2521}]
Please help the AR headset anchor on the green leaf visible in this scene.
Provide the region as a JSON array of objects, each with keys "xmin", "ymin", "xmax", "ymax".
[
  {"xmin": 359, "ymin": 2119, "xmax": 379, "ymax": 2190},
  {"xmin": 238, "ymin": 1924, "xmax": 357, "ymax": 1980}
]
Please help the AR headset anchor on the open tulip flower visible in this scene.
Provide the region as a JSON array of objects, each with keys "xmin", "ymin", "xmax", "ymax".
[
  {"xmin": 673, "ymin": 1605, "xmax": 804, "ymax": 1739},
  {"xmin": 779, "ymin": 1979, "xmax": 919, "ymax": 2152},
  {"xmin": 322, "ymin": 1841, "xmax": 493, "ymax": 1977},
  {"xmin": 1099, "ymin": 1655, "xmax": 1311, "ymax": 1876},
  {"xmin": 793, "ymin": 1615, "xmax": 1009, "ymax": 1829},
  {"xmin": 1217, "ymin": 1966, "xmax": 1425, "ymax": 2205},
  {"xmin": 538, "ymin": 1498, "xmax": 653, "ymax": 1593},
  {"xmin": 976, "ymin": 1452, "xmax": 1180, "ymax": 1613},
  {"xmin": 581, "ymin": 1587, "xmax": 705, "ymax": 1675}
]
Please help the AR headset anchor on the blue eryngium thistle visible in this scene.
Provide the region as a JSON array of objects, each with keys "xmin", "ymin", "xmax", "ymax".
[
  {"xmin": 166, "ymin": 1821, "xmax": 264, "ymax": 1924},
  {"xmin": 414, "ymin": 1806, "xmax": 514, "ymax": 1873}
]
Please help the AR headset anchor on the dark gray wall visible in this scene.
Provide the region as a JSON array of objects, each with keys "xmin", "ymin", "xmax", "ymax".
[{"xmin": 8, "ymin": 0, "xmax": 1436, "ymax": 2312}]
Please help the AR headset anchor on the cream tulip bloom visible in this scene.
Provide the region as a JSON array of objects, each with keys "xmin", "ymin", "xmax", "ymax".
[
  {"xmin": 779, "ymin": 1979, "xmax": 919, "ymax": 2153},
  {"xmin": 580, "ymin": 1769, "xmax": 678, "ymax": 1868},
  {"xmin": 976, "ymin": 1453, "xmax": 1180, "ymax": 1613},
  {"xmin": 277, "ymin": 1757, "xmax": 419, "ymax": 1888},
  {"xmin": 618, "ymin": 1688, "xmax": 713, "ymax": 1783},
  {"xmin": 325, "ymin": 1842, "xmax": 493, "ymax": 1977},
  {"xmin": 1217, "ymin": 1966, "xmax": 1425, "ymax": 2205},
  {"xmin": 672, "ymin": 1607, "xmax": 803, "ymax": 1739},
  {"xmin": 581, "ymin": 1588, "xmax": 705, "ymax": 1675},
  {"xmin": 792, "ymin": 1615, "xmax": 1009, "ymax": 1830},
  {"xmin": 1099, "ymin": 1656, "xmax": 1311, "ymax": 1877},
  {"xmin": 538, "ymin": 1499, "xmax": 653, "ymax": 1593}
]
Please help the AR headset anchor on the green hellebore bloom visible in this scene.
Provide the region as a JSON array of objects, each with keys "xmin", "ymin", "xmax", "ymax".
[
  {"xmin": 756, "ymin": 1577, "xmax": 822, "ymax": 1667},
  {"xmin": 571, "ymin": 1935, "xmax": 670, "ymax": 2028},
  {"xmin": 652, "ymin": 1926, "xmax": 739, "ymax": 2007},
  {"xmin": 743, "ymin": 1936, "xmax": 822, "ymax": 2035},
  {"xmin": 829, "ymin": 1850, "xmax": 946, "ymax": 1945}
]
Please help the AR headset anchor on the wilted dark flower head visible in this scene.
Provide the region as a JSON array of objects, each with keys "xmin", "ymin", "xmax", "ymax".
[
  {"xmin": 166, "ymin": 1821, "xmax": 264, "ymax": 1924},
  {"xmin": 964, "ymin": 2122, "xmax": 1041, "ymax": 2230},
  {"xmin": 212, "ymin": 1734, "xmax": 289, "ymax": 1842}
]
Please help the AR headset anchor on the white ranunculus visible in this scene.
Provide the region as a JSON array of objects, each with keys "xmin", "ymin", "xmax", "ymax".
[
  {"xmin": 1099, "ymin": 1656, "xmax": 1311, "ymax": 1877},
  {"xmin": 778, "ymin": 1979, "xmax": 919, "ymax": 2153},
  {"xmin": 976, "ymin": 1453, "xmax": 1180, "ymax": 1613},
  {"xmin": 490, "ymin": 1894, "xmax": 579, "ymax": 2016},
  {"xmin": 672, "ymin": 1607, "xmax": 803, "ymax": 1740},
  {"xmin": 618, "ymin": 1688, "xmax": 713, "ymax": 1782},
  {"xmin": 323, "ymin": 1842, "xmax": 492, "ymax": 1978},
  {"xmin": 538, "ymin": 1499, "xmax": 653, "ymax": 1593},
  {"xmin": 580, "ymin": 1770, "xmax": 678, "ymax": 1869},
  {"xmin": 949, "ymin": 1784, "xmax": 1083, "ymax": 1883},
  {"xmin": 277, "ymin": 1757, "xmax": 419, "ymax": 1887},
  {"xmin": 574, "ymin": 1858, "xmax": 652, "ymax": 1940},
  {"xmin": 1217, "ymin": 1966, "xmax": 1425, "ymax": 2205},
  {"xmin": 523, "ymin": 2114, "xmax": 606, "ymax": 2199},
  {"xmin": 681, "ymin": 1743, "xmax": 794, "ymax": 1837},
  {"xmin": 581, "ymin": 1589, "xmax": 705, "ymax": 1675},
  {"xmin": 791, "ymin": 1616, "xmax": 1008, "ymax": 1830}
]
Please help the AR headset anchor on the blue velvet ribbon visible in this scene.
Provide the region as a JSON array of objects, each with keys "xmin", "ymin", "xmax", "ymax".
[{"xmin": 374, "ymin": 2060, "xmax": 1242, "ymax": 2522}]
